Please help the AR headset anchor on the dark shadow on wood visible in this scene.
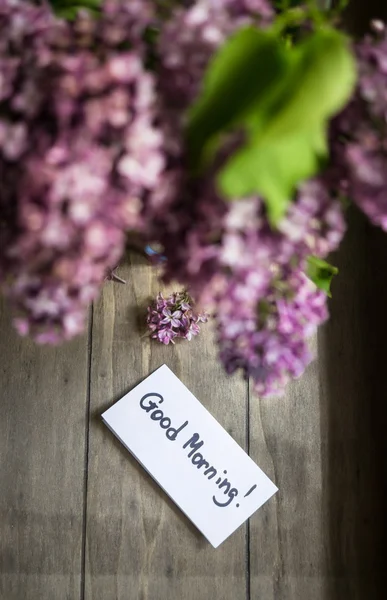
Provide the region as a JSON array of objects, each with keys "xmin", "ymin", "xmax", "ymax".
[
  {"xmin": 318, "ymin": 207, "xmax": 387, "ymax": 599},
  {"xmin": 318, "ymin": 2, "xmax": 387, "ymax": 595},
  {"xmin": 127, "ymin": 295, "xmax": 153, "ymax": 337},
  {"xmin": 343, "ymin": 0, "xmax": 387, "ymax": 35}
]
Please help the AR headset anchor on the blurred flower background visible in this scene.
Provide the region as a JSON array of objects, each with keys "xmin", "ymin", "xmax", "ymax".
[{"xmin": 1, "ymin": 0, "xmax": 387, "ymax": 396}]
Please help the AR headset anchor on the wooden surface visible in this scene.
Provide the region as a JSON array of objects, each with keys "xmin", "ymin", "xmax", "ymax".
[
  {"xmin": 0, "ymin": 298, "xmax": 89, "ymax": 600},
  {"xmin": 1, "ymin": 208, "xmax": 387, "ymax": 600},
  {"xmin": 85, "ymin": 254, "xmax": 247, "ymax": 600}
]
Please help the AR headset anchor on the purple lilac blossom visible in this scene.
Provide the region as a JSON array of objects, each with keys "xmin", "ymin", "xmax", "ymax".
[
  {"xmin": 0, "ymin": 0, "xmax": 164, "ymax": 342},
  {"xmin": 147, "ymin": 291, "xmax": 208, "ymax": 344},
  {"xmin": 0, "ymin": 0, "xmax": 350, "ymax": 397},
  {"xmin": 148, "ymin": 0, "xmax": 347, "ymax": 396},
  {"xmin": 157, "ymin": 0, "xmax": 273, "ymax": 111},
  {"xmin": 148, "ymin": 164, "xmax": 344, "ymax": 395},
  {"xmin": 215, "ymin": 267, "xmax": 328, "ymax": 397},
  {"xmin": 332, "ymin": 21, "xmax": 387, "ymax": 230}
]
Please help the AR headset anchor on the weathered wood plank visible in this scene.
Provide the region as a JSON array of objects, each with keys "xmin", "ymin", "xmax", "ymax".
[
  {"xmin": 318, "ymin": 208, "xmax": 387, "ymax": 599},
  {"xmin": 249, "ymin": 352, "xmax": 328, "ymax": 600},
  {"xmin": 85, "ymin": 251, "xmax": 248, "ymax": 600},
  {"xmin": 249, "ymin": 207, "xmax": 387, "ymax": 599},
  {"xmin": 0, "ymin": 298, "xmax": 89, "ymax": 600}
]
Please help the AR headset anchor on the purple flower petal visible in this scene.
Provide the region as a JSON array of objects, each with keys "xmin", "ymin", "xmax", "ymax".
[{"xmin": 147, "ymin": 291, "xmax": 207, "ymax": 344}]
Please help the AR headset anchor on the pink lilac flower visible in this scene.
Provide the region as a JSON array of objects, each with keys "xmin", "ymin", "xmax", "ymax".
[
  {"xmin": 148, "ymin": 162, "xmax": 344, "ymax": 395},
  {"xmin": 215, "ymin": 267, "xmax": 328, "ymax": 397},
  {"xmin": 146, "ymin": 0, "xmax": 275, "ymax": 221},
  {"xmin": 158, "ymin": 327, "xmax": 177, "ymax": 345},
  {"xmin": 147, "ymin": 0, "xmax": 345, "ymax": 394},
  {"xmin": 143, "ymin": 0, "xmax": 346, "ymax": 395},
  {"xmin": 147, "ymin": 291, "xmax": 208, "ymax": 345},
  {"xmin": 0, "ymin": 0, "xmax": 350, "ymax": 398},
  {"xmin": 0, "ymin": 0, "xmax": 164, "ymax": 342},
  {"xmin": 157, "ymin": 0, "xmax": 273, "ymax": 111},
  {"xmin": 214, "ymin": 193, "xmax": 335, "ymax": 396},
  {"xmin": 331, "ymin": 20, "xmax": 387, "ymax": 231},
  {"xmin": 161, "ymin": 307, "xmax": 182, "ymax": 327}
]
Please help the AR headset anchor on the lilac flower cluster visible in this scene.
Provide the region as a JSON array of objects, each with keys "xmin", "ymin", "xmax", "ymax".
[
  {"xmin": 0, "ymin": 0, "xmax": 164, "ymax": 342},
  {"xmin": 0, "ymin": 0, "xmax": 371, "ymax": 397},
  {"xmin": 149, "ymin": 141, "xmax": 344, "ymax": 395},
  {"xmin": 147, "ymin": 291, "xmax": 208, "ymax": 344},
  {"xmin": 215, "ymin": 193, "xmax": 335, "ymax": 397},
  {"xmin": 146, "ymin": 0, "xmax": 348, "ymax": 396},
  {"xmin": 332, "ymin": 21, "xmax": 387, "ymax": 230},
  {"xmin": 146, "ymin": 0, "xmax": 275, "ymax": 217},
  {"xmin": 158, "ymin": 0, "xmax": 273, "ymax": 111},
  {"xmin": 215, "ymin": 268, "xmax": 328, "ymax": 397}
]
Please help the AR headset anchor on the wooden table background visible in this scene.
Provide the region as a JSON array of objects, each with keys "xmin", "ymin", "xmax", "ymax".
[{"xmin": 1, "ymin": 207, "xmax": 387, "ymax": 600}]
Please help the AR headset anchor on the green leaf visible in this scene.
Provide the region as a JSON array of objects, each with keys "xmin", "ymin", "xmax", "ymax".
[
  {"xmin": 49, "ymin": 0, "xmax": 101, "ymax": 17},
  {"xmin": 260, "ymin": 28, "xmax": 356, "ymax": 139},
  {"xmin": 306, "ymin": 256, "xmax": 338, "ymax": 297},
  {"xmin": 49, "ymin": 0, "xmax": 101, "ymax": 6},
  {"xmin": 218, "ymin": 27, "xmax": 356, "ymax": 222},
  {"xmin": 218, "ymin": 123, "xmax": 326, "ymax": 222},
  {"xmin": 186, "ymin": 27, "xmax": 289, "ymax": 168},
  {"xmin": 186, "ymin": 20, "xmax": 356, "ymax": 224}
]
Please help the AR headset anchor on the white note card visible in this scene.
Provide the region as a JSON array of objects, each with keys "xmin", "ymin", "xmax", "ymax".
[{"xmin": 102, "ymin": 364, "xmax": 278, "ymax": 548}]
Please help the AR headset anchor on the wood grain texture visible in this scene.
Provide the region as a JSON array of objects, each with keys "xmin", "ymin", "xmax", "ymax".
[
  {"xmin": 84, "ymin": 251, "xmax": 248, "ymax": 600},
  {"xmin": 318, "ymin": 208, "xmax": 387, "ymax": 599},
  {"xmin": 249, "ymin": 348, "xmax": 327, "ymax": 600},
  {"xmin": 0, "ymin": 298, "xmax": 89, "ymax": 600},
  {"xmin": 249, "ymin": 208, "xmax": 387, "ymax": 600}
]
